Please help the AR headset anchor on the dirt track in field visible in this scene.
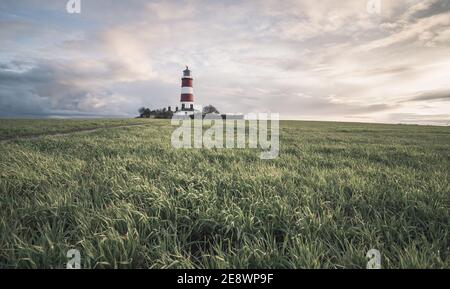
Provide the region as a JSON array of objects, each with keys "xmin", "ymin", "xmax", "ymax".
[{"xmin": 0, "ymin": 123, "xmax": 149, "ymax": 143}]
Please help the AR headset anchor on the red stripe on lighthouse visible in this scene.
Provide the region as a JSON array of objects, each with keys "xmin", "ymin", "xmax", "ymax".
[
  {"xmin": 181, "ymin": 94, "xmax": 194, "ymax": 102},
  {"xmin": 182, "ymin": 78, "xmax": 193, "ymax": 87}
]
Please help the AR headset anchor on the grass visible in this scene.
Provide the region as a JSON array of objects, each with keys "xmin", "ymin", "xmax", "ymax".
[
  {"xmin": 0, "ymin": 119, "xmax": 448, "ymax": 268},
  {"xmin": 0, "ymin": 119, "xmax": 149, "ymax": 140}
]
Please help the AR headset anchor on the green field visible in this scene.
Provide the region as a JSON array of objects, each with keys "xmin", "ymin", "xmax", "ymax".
[
  {"xmin": 0, "ymin": 119, "xmax": 150, "ymax": 140},
  {"xmin": 0, "ymin": 119, "xmax": 448, "ymax": 268}
]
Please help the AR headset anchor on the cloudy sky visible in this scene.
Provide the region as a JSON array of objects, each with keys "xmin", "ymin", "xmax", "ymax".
[{"xmin": 0, "ymin": 0, "xmax": 449, "ymax": 124}]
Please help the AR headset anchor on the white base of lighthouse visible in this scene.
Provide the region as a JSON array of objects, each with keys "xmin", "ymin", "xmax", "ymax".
[{"xmin": 174, "ymin": 103, "xmax": 202, "ymax": 116}]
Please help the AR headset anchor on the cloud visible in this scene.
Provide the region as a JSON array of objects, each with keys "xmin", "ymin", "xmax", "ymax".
[
  {"xmin": 0, "ymin": 0, "xmax": 449, "ymax": 124},
  {"xmin": 403, "ymin": 89, "xmax": 450, "ymax": 102}
]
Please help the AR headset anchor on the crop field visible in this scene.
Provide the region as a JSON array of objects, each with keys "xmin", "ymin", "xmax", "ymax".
[
  {"xmin": 0, "ymin": 119, "xmax": 448, "ymax": 268},
  {"xmin": 0, "ymin": 119, "xmax": 150, "ymax": 140}
]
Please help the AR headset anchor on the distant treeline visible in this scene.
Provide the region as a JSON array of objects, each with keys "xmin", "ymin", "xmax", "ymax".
[
  {"xmin": 137, "ymin": 105, "xmax": 220, "ymax": 119},
  {"xmin": 138, "ymin": 107, "xmax": 173, "ymax": 119}
]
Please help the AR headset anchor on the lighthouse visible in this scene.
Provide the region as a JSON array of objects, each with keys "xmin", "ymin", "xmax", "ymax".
[{"xmin": 175, "ymin": 66, "xmax": 201, "ymax": 116}]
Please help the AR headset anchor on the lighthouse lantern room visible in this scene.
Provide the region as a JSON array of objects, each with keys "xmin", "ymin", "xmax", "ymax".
[{"xmin": 175, "ymin": 66, "xmax": 201, "ymax": 116}]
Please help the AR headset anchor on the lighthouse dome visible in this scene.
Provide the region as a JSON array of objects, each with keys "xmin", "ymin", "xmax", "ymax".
[{"xmin": 183, "ymin": 66, "xmax": 191, "ymax": 77}]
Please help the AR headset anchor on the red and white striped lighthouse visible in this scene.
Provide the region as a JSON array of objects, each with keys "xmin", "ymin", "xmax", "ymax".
[{"xmin": 180, "ymin": 66, "xmax": 194, "ymax": 111}]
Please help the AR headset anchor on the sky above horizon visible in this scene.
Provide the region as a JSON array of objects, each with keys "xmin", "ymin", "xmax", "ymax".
[{"xmin": 0, "ymin": 0, "xmax": 449, "ymax": 125}]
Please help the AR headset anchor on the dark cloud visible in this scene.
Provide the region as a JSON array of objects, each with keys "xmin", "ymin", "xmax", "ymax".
[
  {"xmin": 0, "ymin": 57, "xmax": 178, "ymax": 117},
  {"xmin": 0, "ymin": 60, "xmax": 111, "ymax": 116},
  {"xmin": 404, "ymin": 89, "xmax": 450, "ymax": 102},
  {"xmin": 408, "ymin": 0, "xmax": 450, "ymax": 21}
]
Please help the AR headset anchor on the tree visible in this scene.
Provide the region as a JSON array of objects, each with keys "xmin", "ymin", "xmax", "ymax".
[
  {"xmin": 138, "ymin": 107, "xmax": 151, "ymax": 118},
  {"xmin": 138, "ymin": 106, "xmax": 174, "ymax": 119},
  {"xmin": 203, "ymin": 105, "xmax": 220, "ymax": 114}
]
